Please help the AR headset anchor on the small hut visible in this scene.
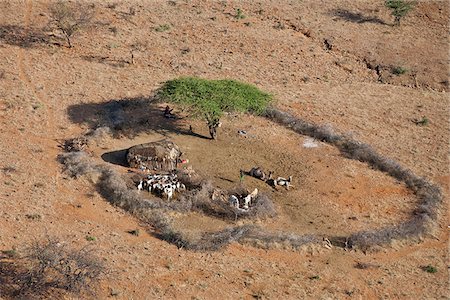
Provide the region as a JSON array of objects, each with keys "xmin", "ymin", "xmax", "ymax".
[{"xmin": 127, "ymin": 140, "xmax": 182, "ymax": 171}]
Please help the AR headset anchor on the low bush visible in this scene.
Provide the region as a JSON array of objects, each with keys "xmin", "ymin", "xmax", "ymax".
[
  {"xmin": 48, "ymin": 1, "xmax": 95, "ymax": 48},
  {"xmin": 385, "ymin": 0, "xmax": 416, "ymax": 26},
  {"xmin": 57, "ymin": 151, "xmax": 99, "ymax": 178},
  {"xmin": 0, "ymin": 239, "xmax": 105, "ymax": 298}
]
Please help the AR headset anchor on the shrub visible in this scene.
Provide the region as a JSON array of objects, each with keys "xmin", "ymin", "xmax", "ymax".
[
  {"xmin": 48, "ymin": 1, "xmax": 94, "ymax": 48},
  {"xmin": 392, "ymin": 66, "xmax": 407, "ymax": 75},
  {"xmin": 0, "ymin": 239, "xmax": 105, "ymax": 298},
  {"xmin": 85, "ymin": 235, "xmax": 96, "ymax": 241},
  {"xmin": 155, "ymin": 24, "xmax": 171, "ymax": 32},
  {"xmin": 235, "ymin": 8, "xmax": 245, "ymax": 19},
  {"xmin": 127, "ymin": 229, "xmax": 140, "ymax": 236},
  {"xmin": 58, "ymin": 151, "xmax": 99, "ymax": 178},
  {"xmin": 421, "ymin": 265, "xmax": 437, "ymax": 273},
  {"xmin": 385, "ymin": 0, "xmax": 416, "ymax": 26},
  {"xmin": 413, "ymin": 116, "xmax": 429, "ymax": 126}
]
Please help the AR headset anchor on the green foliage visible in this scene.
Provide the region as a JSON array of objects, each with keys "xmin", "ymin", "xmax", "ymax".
[
  {"xmin": 85, "ymin": 235, "xmax": 96, "ymax": 241},
  {"xmin": 235, "ymin": 8, "xmax": 245, "ymax": 19},
  {"xmin": 422, "ymin": 265, "xmax": 437, "ymax": 273},
  {"xmin": 159, "ymin": 77, "xmax": 272, "ymax": 123},
  {"xmin": 1, "ymin": 249, "xmax": 17, "ymax": 258},
  {"xmin": 414, "ymin": 116, "xmax": 429, "ymax": 126},
  {"xmin": 392, "ymin": 66, "xmax": 407, "ymax": 75},
  {"xmin": 385, "ymin": 0, "xmax": 416, "ymax": 25},
  {"xmin": 155, "ymin": 24, "xmax": 171, "ymax": 32}
]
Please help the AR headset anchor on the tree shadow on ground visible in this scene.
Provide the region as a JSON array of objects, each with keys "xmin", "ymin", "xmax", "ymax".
[
  {"xmin": 81, "ymin": 55, "xmax": 130, "ymax": 68},
  {"xmin": 66, "ymin": 95, "xmax": 210, "ymax": 140},
  {"xmin": 0, "ymin": 24, "xmax": 61, "ymax": 48},
  {"xmin": 329, "ymin": 9, "xmax": 387, "ymax": 25}
]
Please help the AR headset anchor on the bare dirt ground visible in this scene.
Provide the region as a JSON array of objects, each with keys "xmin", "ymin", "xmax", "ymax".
[{"xmin": 0, "ymin": 0, "xmax": 448, "ymax": 299}]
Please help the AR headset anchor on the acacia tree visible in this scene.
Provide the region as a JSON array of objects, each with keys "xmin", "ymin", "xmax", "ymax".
[
  {"xmin": 48, "ymin": 1, "xmax": 94, "ymax": 48},
  {"xmin": 159, "ymin": 77, "xmax": 272, "ymax": 140},
  {"xmin": 385, "ymin": 0, "xmax": 416, "ymax": 26}
]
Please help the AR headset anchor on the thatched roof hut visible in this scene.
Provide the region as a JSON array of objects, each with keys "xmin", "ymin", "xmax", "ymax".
[{"xmin": 127, "ymin": 140, "xmax": 181, "ymax": 171}]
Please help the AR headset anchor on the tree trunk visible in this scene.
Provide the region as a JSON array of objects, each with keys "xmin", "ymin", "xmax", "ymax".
[
  {"xmin": 209, "ymin": 125, "xmax": 217, "ymax": 140},
  {"xmin": 63, "ymin": 31, "xmax": 72, "ymax": 48}
]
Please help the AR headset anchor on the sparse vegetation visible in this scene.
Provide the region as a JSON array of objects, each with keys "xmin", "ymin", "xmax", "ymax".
[
  {"xmin": 413, "ymin": 116, "xmax": 429, "ymax": 126},
  {"xmin": 385, "ymin": 0, "xmax": 416, "ymax": 26},
  {"xmin": 85, "ymin": 235, "xmax": 96, "ymax": 241},
  {"xmin": 2, "ymin": 165, "xmax": 17, "ymax": 174},
  {"xmin": 25, "ymin": 213, "xmax": 42, "ymax": 220},
  {"xmin": 155, "ymin": 24, "xmax": 171, "ymax": 32},
  {"xmin": 128, "ymin": 229, "xmax": 140, "ymax": 236},
  {"xmin": 159, "ymin": 77, "xmax": 272, "ymax": 139},
  {"xmin": 235, "ymin": 8, "xmax": 245, "ymax": 19},
  {"xmin": 129, "ymin": 41, "xmax": 147, "ymax": 64},
  {"xmin": 421, "ymin": 265, "xmax": 437, "ymax": 273},
  {"xmin": 1, "ymin": 249, "xmax": 17, "ymax": 258},
  {"xmin": 106, "ymin": 3, "xmax": 118, "ymax": 10},
  {"xmin": 392, "ymin": 66, "xmax": 407, "ymax": 75},
  {"xmin": 0, "ymin": 239, "xmax": 105, "ymax": 298},
  {"xmin": 48, "ymin": 1, "xmax": 94, "ymax": 48}
]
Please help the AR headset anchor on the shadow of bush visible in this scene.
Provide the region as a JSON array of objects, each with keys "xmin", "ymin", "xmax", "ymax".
[
  {"xmin": 329, "ymin": 9, "xmax": 387, "ymax": 25},
  {"xmin": 0, "ymin": 24, "xmax": 59, "ymax": 48}
]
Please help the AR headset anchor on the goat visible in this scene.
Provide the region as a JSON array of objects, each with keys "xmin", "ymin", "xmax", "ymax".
[
  {"xmin": 276, "ymin": 176, "xmax": 293, "ymax": 190},
  {"xmin": 243, "ymin": 188, "xmax": 258, "ymax": 210},
  {"xmin": 163, "ymin": 185, "xmax": 174, "ymax": 200},
  {"xmin": 229, "ymin": 195, "xmax": 240, "ymax": 209},
  {"xmin": 137, "ymin": 180, "xmax": 144, "ymax": 191},
  {"xmin": 248, "ymin": 167, "xmax": 266, "ymax": 180},
  {"xmin": 265, "ymin": 171, "xmax": 277, "ymax": 188}
]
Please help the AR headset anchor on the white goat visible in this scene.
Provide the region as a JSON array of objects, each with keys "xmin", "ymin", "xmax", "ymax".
[
  {"xmin": 137, "ymin": 180, "xmax": 144, "ymax": 191},
  {"xmin": 276, "ymin": 176, "xmax": 293, "ymax": 189},
  {"xmin": 229, "ymin": 195, "xmax": 240, "ymax": 209},
  {"xmin": 243, "ymin": 188, "xmax": 258, "ymax": 210}
]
